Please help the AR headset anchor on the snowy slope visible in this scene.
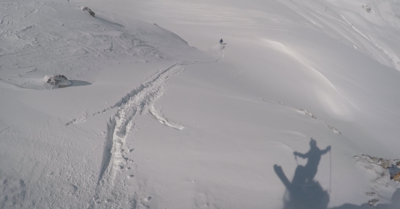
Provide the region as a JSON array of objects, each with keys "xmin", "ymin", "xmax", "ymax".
[{"xmin": 1, "ymin": 0, "xmax": 400, "ymax": 208}]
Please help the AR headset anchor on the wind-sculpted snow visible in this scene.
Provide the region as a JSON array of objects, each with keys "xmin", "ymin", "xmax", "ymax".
[{"xmin": 280, "ymin": 0, "xmax": 400, "ymax": 71}]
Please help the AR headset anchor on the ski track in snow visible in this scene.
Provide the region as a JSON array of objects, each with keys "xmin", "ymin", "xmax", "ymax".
[
  {"xmin": 264, "ymin": 99, "xmax": 342, "ymax": 135},
  {"xmin": 0, "ymin": 127, "xmax": 9, "ymax": 135},
  {"xmin": 0, "ymin": 174, "xmax": 27, "ymax": 209},
  {"xmin": 83, "ymin": 46, "xmax": 225, "ymax": 208}
]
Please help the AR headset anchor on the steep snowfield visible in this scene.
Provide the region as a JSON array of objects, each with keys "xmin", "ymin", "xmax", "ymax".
[{"xmin": 0, "ymin": 0, "xmax": 399, "ymax": 208}]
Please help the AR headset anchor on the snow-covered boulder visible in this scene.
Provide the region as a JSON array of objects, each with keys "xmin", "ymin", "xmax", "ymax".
[{"xmin": 44, "ymin": 75, "xmax": 72, "ymax": 88}]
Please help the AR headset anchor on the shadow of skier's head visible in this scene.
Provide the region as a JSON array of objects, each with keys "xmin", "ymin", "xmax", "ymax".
[{"xmin": 310, "ymin": 138, "xmax": 317, "ymax": 147}]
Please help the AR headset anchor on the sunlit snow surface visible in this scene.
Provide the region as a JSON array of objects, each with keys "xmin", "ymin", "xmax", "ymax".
[{"xmin": 0, "ymin": 0, "xmax": 400, "ymax": 208}]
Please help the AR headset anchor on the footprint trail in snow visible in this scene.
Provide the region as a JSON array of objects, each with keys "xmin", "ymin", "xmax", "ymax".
[{"xmin": 83, "ymin": 46, "xmax": 225, "ymax": 208}]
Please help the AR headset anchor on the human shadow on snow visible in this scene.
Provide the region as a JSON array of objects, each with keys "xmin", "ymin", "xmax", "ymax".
[
  {"xmin": 273, "ymin": 138, "xmax": 400, "ymax": 209},
  {"xmin": 274, "ymin": 138, "xmax": 331, "ymax": 209}
]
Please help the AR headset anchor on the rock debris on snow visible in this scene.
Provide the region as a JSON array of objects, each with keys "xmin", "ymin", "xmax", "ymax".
[
  {"xmin": 355, "ymin": 154, "xmax": 400, "ymax": 182},
  {"xmin": 45, "ymin": 75, "xmax": 72, "ymax": 88},
  {"xmin": 81, "ymin": 7, "xmax": 95, "ymax": 17}
]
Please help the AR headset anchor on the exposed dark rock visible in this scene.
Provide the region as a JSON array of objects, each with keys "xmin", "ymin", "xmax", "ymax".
[
  {"xmin": 45, "ymin": 75, "xmax": 72, "ymax": 88},
  {"xmin": 82, "ymin": 7, "xmax": 95, "ymax": 17}
]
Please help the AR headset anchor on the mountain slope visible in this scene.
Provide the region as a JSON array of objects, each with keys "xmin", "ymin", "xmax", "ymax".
[{"xmin": 0, "ymin": 0, "xmax": 399, "ymax": 208}]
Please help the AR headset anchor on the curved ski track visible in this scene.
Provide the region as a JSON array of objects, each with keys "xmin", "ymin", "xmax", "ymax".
[
  {"xmin": 74, "ymin": 47, "xmax": 225, "ymax": 208},
  {"xmin": 264, "ymin": 99, "xmax": 342, "ymax": 135}
]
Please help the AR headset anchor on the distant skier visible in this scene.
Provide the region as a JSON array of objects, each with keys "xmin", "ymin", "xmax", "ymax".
[{"xmin": 220, "ymin": 39, "xmax": 223, "ymax": 44}]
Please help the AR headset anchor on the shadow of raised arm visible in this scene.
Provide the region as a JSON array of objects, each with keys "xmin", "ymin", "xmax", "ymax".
[{"xmin": 294, "ymin": 151, "xmax": 308, "ymax": 159}]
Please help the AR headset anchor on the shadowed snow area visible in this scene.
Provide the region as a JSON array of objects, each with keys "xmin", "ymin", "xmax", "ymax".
[{"xmin": 1, "ymin": 0, "xmax": 400, "ymax": 208}]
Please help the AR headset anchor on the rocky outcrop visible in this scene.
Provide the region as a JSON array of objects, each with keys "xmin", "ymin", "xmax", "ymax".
[
  {"xmin": 355, "ymin": 154, "xmax": 400, "ymax": 182},
  {"xmin": 81, "ymin": 7, "xmax": 95, "ymax": 17},
  {"xmin": 45, "ymin": 75, "xmax": 72, "ymax": 88}
]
